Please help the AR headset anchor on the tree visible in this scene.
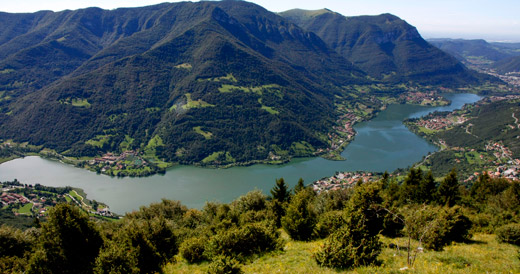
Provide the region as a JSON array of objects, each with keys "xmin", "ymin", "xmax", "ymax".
[
  {"xmin": 399, "ymin": 168, "xmax": 423, "ymax": 204},
  {"xmin": 315, "ymin": 182, "xmax": 383, "ymax": 269},
  {"xmin": 437, "ymin": 169, "xmax": 460, "ymax": 207},
  {"xmin": 419, "ymin": 171, "xmax": 437, "ymax": 203},
  {"xmin": 27, "ymin": 204, "xmax": 103, "ymax": 274},
  {"xmin": 270, "ymin": 178, "xmax": 290, "ymax": 203},
  {"xmin": 281, "ymin": 188, "xmax": 316, "ymax": 241},
  {"xmin": 293, "ymin": 178, "xmax": 305, "ymax": 194}
]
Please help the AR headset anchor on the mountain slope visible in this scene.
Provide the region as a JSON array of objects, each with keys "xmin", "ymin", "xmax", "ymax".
[
  {"xmin": 280, "ymin": 9, "xmax": 486, "ymax": 85},
  {"xmin": 0, "ymin": 1, "xmax": 365, "ymax": 165},
  {"xmin": 494, "ymin": 56, "xmax": 520, "ymax": 74}
]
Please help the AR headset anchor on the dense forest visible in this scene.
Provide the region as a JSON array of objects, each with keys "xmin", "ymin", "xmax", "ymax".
[{"xmin": 1, "ymin": 168, "xmax": 519, "ymax": 273}]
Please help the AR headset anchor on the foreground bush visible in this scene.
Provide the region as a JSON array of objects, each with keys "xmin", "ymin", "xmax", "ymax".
[
  {"xmin": 180, "ymin": 237, "xmax": 208, "ymax": 263},
  {"xmin": 282, "ymin": 189, "xmax": 317, "ymax": 241},
  {"xmin": 315, "ymin": 210, "xmax": 344, "ymax": 238},
  {"xmin": 205, "ymin": 222, "xmax": 282, "ymax": 259},
  {"xmin": 27, "ymin": 204, "xmax": 103, "ymax": 274},
  {"xmin": 496, "ymin": 223, "xmax": 520, "ymax": 245},
  {"xmin": 403, "ymin": 205, "xmax": 472, "ymax": 251},
  {"xmin": 95, "ymin": 217, "xmax": 177, "ymax": 274},
  {"xmin": 315, "ymin": 182, "xmax": 383, "ymax": 269},
  {"xmin": 207, "ymin": 255, "xmax": 243, "ymax": 274}
]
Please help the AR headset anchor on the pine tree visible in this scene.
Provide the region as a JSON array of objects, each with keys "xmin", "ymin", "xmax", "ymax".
[
  {"xmin": 281, "ymin": 188, "xmax": 316, "ymax": 241},
  {"xmin": 315, "ymin": 182, "xmax": 383, "ymax": 269},
  {"xmin": 437, "ymin": 168, "xmax": 460, "ymax": 207},
  {"xmin": 399, "ymin": 168, "xmax": 423, "ymax": 204},
  {"xmin": 293, "ymin": 178, "xmax": 305, "ymax": 194},
  {"xmin": 419, "ymin": 171, "xmax": 437, "ymax": 203},
  {"xmin": 270, "ymin": 178, "xmax": 290, "ymax": 203}
]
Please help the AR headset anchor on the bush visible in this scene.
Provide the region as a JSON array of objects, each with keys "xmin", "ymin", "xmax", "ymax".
[
  {"xmin": 496, "ymin": 223, "xmax": 520, "ymax": 245},
  {"xmin": 94, "ymin": 241, "xmax": 140, "ymax": 274},
  {"xmin": 97, "ymin": 217, "xmax": 178, "ymax": 274},
  {"xmin": 205, "ymin": 222, "xmax": 282, "ymax": 259},
  {"xmin": 207, "ymin": 255, "xmax": 243, "ymax": 274},
  {"xmin": 180, "ymin": 237, "xmax": 207, "ymax": 263},
  {"xmin": 27, "ymin": 204, "xmax": 103, "ymax": 274},
  {"xmin": 315, "ymin": 210, "xmax": 344, "ymax": 238},
  {"xmin": 232, "ymin": 190, "xmax": 267, "ymax": 214},
  {"xmin": 402, "ymin": 205, "xmax": 472, "ymax": 251},
  {"xmin": 315, "ymin": 183, "xmax": 383, "ymax": 269},
  {"xmin": 281, "ymin": 189, "xmax": 317, "ymax": 241}
]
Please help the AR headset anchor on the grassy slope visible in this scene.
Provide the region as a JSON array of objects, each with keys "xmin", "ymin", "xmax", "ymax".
[{"xmin": 165, "ymin": 232, "xmax": 519, "ymax": 273}]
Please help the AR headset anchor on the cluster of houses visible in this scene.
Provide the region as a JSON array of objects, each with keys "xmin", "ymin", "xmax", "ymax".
[
  {"xmin": 1, "ymin": 192, "xmax": 29, "ymax": 206},
  {"xmin": 312, "ymin": 172, "xmax": 379, "ymax": 193},
  {"xmin": 401, "ymin": 91, "xmax": 447, "ymax": 106},
  {"xmin": 415, "ymin": 114, "xmax": 468, "ymax": 131},
  {"xmin": 87, "ymin": 150, "xmax": 147, "ymax": 172}
]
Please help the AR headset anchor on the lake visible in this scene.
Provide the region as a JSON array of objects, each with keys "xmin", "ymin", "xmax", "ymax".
[{"xmin": 0, "ymin": 93, "xmax": 481, "ymax": 213}]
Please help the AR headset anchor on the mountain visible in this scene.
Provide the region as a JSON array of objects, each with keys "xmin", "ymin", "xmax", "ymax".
[
  {"xmin": 494, "ymin": 56, "xmax": 520, "ymax": 74},
  {"xmin": 428, "ymin": 38, "xmax": 520, "ymax": 65},
  {"xmin": 280, "ymin": 9, "xmax": 488, "ymax": 85},
  {"xmin": 0, "ymin": 1, "xmax": 366, "ymax": 165}
]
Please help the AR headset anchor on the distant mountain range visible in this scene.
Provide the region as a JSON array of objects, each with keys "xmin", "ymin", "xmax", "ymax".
[
  {"xmin": 280, "ymin": 9, "xmax": 485, "ymax": 84},
  {"xmin": 0, "ymin": 1, "xmax": 496, "ymax": 166},
  {"xmin": 428, "ymin": 38, "xmax": 520, "ymax": 73}
]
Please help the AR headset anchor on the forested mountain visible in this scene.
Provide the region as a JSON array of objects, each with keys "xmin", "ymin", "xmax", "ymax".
[
  {"xmin": 0, "ymin": 1, "xmax": 366, "ymax": 164},
  {"xmin": 280, "ymin": 9, "xmax": 487, "ymax": 84},
  {"xmin": 428, "ymin": 38, "xmax": 520, "ymax": 63},
  {"xmin": 0, "ymin": 1, "xmax": 492, "ymax": 166},
  {"xmin": 495, "ymin": 56, "xmax": 520, "ymax": 73}
]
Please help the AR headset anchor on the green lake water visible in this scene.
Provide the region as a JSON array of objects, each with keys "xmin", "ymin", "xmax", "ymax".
[{"xmin": 0, "ymin": 93, "xmax": 481, "ymax": 213}]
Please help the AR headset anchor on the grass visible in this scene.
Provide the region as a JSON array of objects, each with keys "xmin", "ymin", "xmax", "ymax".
[
  {"xmin": 86, "ymin": 135, "xmax": 112, "ymax": 148},
  {"xmin": 165, "ymin": 233, "xmax": 520, "ymax": 274},
  {"xmin": 68, "ymin": 190, "xmax": 82, "ymax": 202},
  {"xmin": 201, "ymin": 151, "xmax": 235, "ymax": 164},
  {"xmin": 175, "ymin": 63, "xmax": 192, "ymax": 70},
  {"xmin": 261, "ymin": 105, "xmax": 279, "ymax": 115},
  {"xmin": 16, "ymin": 203, "xmax": 33, "ymax": 215},
  {"xmin": 119, "ymin": 135, "xmax": 134, "ymax": 151},
  {"xmin": 200, "ymin": 73, "xmax": 237, "ymax": 83},
  {"xmin": 193, "ymin": 126, "xmax": 213, "ymax": 139},
  {"xmin": 182, "ymin": 93, "xmax": 215, "ymax": 109},
  {"xmin": 0, "ymin": 68, "xmax": 14, "ymax": 74},
  {"xmin": 61, "ymin": 98, "xmax": 91, "ymax": 108}
]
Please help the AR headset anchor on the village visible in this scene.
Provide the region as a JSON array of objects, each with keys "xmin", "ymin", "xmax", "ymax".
[
  {"xmin": 85, "ymin": 150, "xmax": 150, "ymax": 175},
  {"xmin": 312, "ymin": 171, "xmax": 381, "ymax": 193},
  {"xmin": 1, "ymin": 181, "xmax": 115, "ymax": 218}
]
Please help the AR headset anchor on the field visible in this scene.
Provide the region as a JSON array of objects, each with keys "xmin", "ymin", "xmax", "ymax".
[{"xmin": 165, "ymin": 232, "xmax": 520, "ymax": 274}]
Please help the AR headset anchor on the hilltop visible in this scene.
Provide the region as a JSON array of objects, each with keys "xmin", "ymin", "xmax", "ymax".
[{"xmin": 280, "ymin": 9, "xmax": 491, "ymax": 85}]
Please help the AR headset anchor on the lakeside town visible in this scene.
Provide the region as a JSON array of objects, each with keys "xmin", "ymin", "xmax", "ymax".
[{"xmin": 1, "ymin": 181, "xmax": 115, "ymax": 219}]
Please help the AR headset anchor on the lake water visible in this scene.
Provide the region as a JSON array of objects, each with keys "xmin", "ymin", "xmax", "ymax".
[{"xmin": 0, "ymin": 93, "xmax": 481, "ymax": 213}]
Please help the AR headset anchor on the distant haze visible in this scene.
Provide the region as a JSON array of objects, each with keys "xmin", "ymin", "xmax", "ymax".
[{"xmin": 1, "ymin": 0, "xmax": 519, "ymax": 42}]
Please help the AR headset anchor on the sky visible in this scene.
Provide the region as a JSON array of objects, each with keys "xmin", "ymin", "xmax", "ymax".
[{"xmin": 1, "ymin": 0, "xmax": 519, "ymax": 42}]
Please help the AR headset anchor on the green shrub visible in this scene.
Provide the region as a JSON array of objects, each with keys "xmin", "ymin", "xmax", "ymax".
[
  {"xmin": 232, "ymin": 190, "xmax": 267, "ymax": 214},
  {"xmin": 180, "ymin": 237, "xmax": 207, "ymax": 263},
  {"xmin": 205, "ymin": 222, "xmax": 282, "ymax": 259},
  {"xmin": 315, "ymin": 210, "xmax": 344, "ymax": 238},
  {"xmin": 206, "ymin": 255, "xmax": 243, "ymax": 274},
  {"xmin": 403, "ymin": 205, "xmax": 472, "ymax": 251},
  {"xmin": 94, "ymin": 240, "xmax": 140, "ymax": 274},
  {"xmin": 281, "ymin": 189, "xmax": 317, "ymax": 241},
  {"xmin": 496, "ymin": 223, "xmax": 520, "ymax": 245},
  {"xmin": 315, "ymin": 183, "xmax": 383, "ymax": 269}
]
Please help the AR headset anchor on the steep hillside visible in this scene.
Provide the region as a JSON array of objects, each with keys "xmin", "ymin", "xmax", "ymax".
[
  {"xmin": 428, "ymin": 38, "xmax": 520, "ymax": 63},
  {"xmin": 494, "ymin": 56, "xmax": 520, "ymax": 73},
  {"xmin": 0, "ymin": 2, "xmax": 365, "ymax": 166},
  {"xmin": 280, "ymin": 9, "xmax": 488, "ymax": 85}
]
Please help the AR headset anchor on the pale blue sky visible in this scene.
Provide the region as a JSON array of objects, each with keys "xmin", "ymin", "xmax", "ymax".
[{"xmin": 1, "ymin": 0, "xmax": 519, "ymax": 42}]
